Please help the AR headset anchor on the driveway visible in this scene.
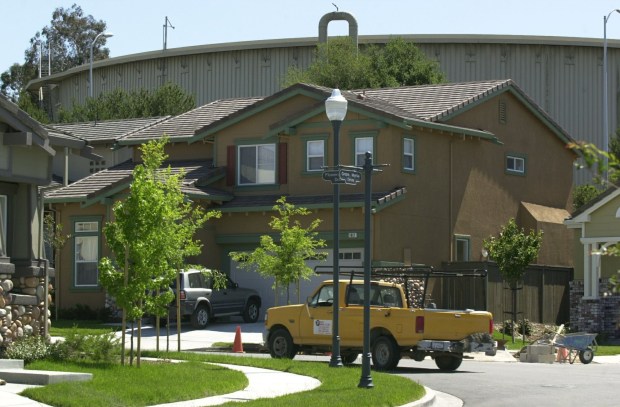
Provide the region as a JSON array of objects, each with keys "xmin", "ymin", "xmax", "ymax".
[{"xmin": 118, "ymin": 318, "xmax": 265, "ymax": 351}]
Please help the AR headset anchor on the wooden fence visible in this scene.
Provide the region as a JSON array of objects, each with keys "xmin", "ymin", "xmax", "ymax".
[{"xmin": 429, "ymin": 262, "xmax": 573, "ymax": 325}]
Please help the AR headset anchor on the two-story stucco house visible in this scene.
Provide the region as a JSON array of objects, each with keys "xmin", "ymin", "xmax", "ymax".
[{"xmin": 44, "ymin": 80, "xmax": 576, "ymax": 312}]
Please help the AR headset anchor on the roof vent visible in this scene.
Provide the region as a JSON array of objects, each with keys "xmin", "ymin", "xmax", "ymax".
[{"xmin": 499, "ymin": 100, "xmax": 507, "ymax": 124}]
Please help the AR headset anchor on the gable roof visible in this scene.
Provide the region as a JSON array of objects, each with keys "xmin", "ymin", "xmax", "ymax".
[
  {"xmin": 118, "ymin": 98, "xmax": 262, "ymax": 146},
  {"xmin": 48, "ymin": 116, "xmax": 170, "ymax": 145},
  {"xmin": 565, "ymin": 186, "xmax": 620, "ymax": 225},
  {"xmin": 0, "ymin": 94, "xmax": 55, "ymax": 156},
  {"xmin": 44, "ymin": 159, "xmax": 232, "ymax": 207}
]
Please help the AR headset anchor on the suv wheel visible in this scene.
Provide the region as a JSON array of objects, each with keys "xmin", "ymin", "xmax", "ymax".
[
  {"xmin": 243, "ymin": 299, "xmax": 260, "ymax": 323},
  {"xmin": 191, "ymin": 304, "xmax": 210, "ymax": 329}
]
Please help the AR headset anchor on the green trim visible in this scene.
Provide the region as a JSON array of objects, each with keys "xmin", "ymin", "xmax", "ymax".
[
  {"xmin": 301, "ymin": 134, "xmax": 329, "ymax": 174},
  {"xmin": 43, "ymin": 197, "xmax": 85, "ymax": 204},
  {"xmin": 81, "ymin": 181, "xmax": 131, "ymax": 208},
  {"xmin": 218, "ymin": 200, "xmax": 365, "ymax": 213},
  {"xmin": 505, "ymin": 152, "xmax": 527, "ymax": 176},
  {"xmin": 266, "ymin": 105, "xmax": 325, "ymax": 139},
  {"xmin": 216, "ymin": 230, "xmax": 365, "ymax": 245},
  {"xmin": 294, "ymin": 119, "xmax": 389, "ymax": 131},
  {"xmin": 71, "ymin": 216, "xmax": 103, "ymax": 290},
  {"xmin": 401, "ymin": 135, "xmax": 416, "ymax": 174},
  {"xmin": 404, "ymin": 119, "xmax": 501, "ymax": 144},
  {"xmin": 350, "ymin": 131, "xmax": 378, "ymax": 166}
]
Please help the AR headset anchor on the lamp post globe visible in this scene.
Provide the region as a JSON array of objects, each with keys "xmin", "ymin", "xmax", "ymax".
[
  {"xmin": 89, "ymin": 32, "xmax": 114, "ymax": 98},
  {"xmin": 325, "ymin": 88, "xmax": 347, "ymax": 368}
]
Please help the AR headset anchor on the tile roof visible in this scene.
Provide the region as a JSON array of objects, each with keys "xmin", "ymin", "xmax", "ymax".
[
  {"xmin": 119, "ymin": 97, "xmax": 262, "ymax": 144},
  {"xmin": 354, "ymin": 80, "xmax": 513, "ymax": 121},
  {"xmin": 48, "ymin": 116, "xmax": 170, "ymax": 144},
  {"xmin": 44, "ymin": 159, "xmax": 232, "ymax": 204}
]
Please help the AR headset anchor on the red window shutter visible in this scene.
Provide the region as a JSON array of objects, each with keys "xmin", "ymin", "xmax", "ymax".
[
  {"xmin": 278, "ymin": 143, "xmax": 288, "ymax": 185},
  {"xmin": 226, "ymin": 145, "xmax": 235, "ymax": 186}
]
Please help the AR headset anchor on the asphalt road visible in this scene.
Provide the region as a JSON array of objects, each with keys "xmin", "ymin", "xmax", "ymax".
[{"xmin": 394, "ymin": 357, "xmax": 619, "ymax": 406}]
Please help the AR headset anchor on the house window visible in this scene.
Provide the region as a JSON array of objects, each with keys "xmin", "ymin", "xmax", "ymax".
[
  {"xmin": 74, "ymin": 219, "xmax": 100, "ymax": 287},
  {"xmin": 355, "ymin": 137, "xmax": 374, "ymax": 166},
  {"xmin": 506, "ymin": 154, "xmax": 526, "ymax": 175},
  {"xmin": 455, "ymin": 235, "xmax": 470, "ymax": 261},
  {"xmin": 0, "ymin": 195, "xmax": 6, "ymax": 254},
  {"xmin": 306, "ymin": 139, "xmax": 325, "ymax": 171},
  {"xmin": 238, "ymin": 144, "xmax": 276, "ymax": 185},
  {"xmin": 403, "ymin": 137, "xmax": 415, "ymax": 172},
  {"xmin": 90, "ymin": 160, "xmax": 107, "ymax": 174}
]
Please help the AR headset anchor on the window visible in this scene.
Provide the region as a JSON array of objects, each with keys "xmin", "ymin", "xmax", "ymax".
[
  {"xmin": 89, "ymin": 160, "xmax": 107, "ymax": 174},
  {"xmin": 309, "ymin": 284, "xmax": 334, "ymax": 307},
  {"xmin": 0, "ymin": 195, "xmax": 6, "ymax": 255},
  {"xmin": 306, "ymin": 140, "xmax": 325, "ymax": 171},
  {"xmin": 455, "ymin": 235, "xmax": 470, "ymax": 261},
  {"xmin": 339, "ymin": 251, "xmax": 362, "ymax": 260},
  {"xmin": 506, "ymin": 154, "xmax": 526, "ymax": 175},
  {"xmin": 355, "ymin": 137, "xmax": 374, "ymax": 166},
  {"xmin": 238, "ymin": 144, "xmax": 276, "ymax": 185},
  {"xmin": 74, "ymin": 220, "xmax": 100, "ymax": 287},
  {"xmin": 403, "ymin": 137, "xmax": 415, "ymax": 171}
]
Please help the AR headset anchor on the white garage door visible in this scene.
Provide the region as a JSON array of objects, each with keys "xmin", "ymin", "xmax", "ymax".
[{"xmin": 230, "ymin": 248, "xmax": 363, "ymax": 311}]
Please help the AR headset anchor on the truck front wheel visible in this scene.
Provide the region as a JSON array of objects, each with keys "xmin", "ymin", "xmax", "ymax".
[
  {"xmin": 268, "ymin": 328, "xmax": 297, "ymax": 359},
  {"xmin": 371, "ymin": 336, "xmax": 400, "ymax": 370},
  {"xmin": 434, "ymin": 354, "xmax": 463, "ymax": 371}
]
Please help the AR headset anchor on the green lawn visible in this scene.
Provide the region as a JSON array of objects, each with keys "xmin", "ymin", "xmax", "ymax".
[
  {"xmin": 23, "ymin": 359, "xmax": 247, "ymax": 407},
  {"xmin": 24, "ymin": 352, "xmax": 425, "ymax": 407}
]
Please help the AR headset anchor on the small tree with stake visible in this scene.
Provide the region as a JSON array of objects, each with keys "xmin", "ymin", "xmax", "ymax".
[
  {"xmin": 230, "ymin": 196, "xmax": 327, "ymax": 305},
  {"xmin": 483, "ymin": 219, "xmax": 543, "ymax": 343},
  {"xmin": 99, "ymin": 137, "xmax": 220, "ymax": 366}
]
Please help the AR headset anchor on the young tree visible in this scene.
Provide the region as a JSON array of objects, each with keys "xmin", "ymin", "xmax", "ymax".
[
  {"xmin": 483, "ymin": 218, "xmax": 543, "ymax": 342},
  {"xmin": 1, "ymin": 4, "xmax": 109, "ymax": 100},
  {"xmin": 283, "ymin": 37, "xmax": 445, "ymax": 89},
  {"xmin": 230, "ymin": 196, "xmax": 327, "ymax": 305},
  {"xmin": 99, "ymin": 137, "xmax": 220, "ymax": 365}
]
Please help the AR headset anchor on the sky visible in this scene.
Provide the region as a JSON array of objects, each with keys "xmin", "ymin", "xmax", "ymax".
[{"xmin": 3, "ymin": 0, "xmax": 620, "ymax": 72}]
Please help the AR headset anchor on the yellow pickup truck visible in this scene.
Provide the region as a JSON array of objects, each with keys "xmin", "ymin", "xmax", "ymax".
[{"xmin": 263, "ymin": 278, "xmax": 496, "ymax": 371}]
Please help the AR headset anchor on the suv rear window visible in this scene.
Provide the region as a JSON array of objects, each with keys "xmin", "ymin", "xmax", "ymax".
[{"xmin": 187, "ymin": 272, "xmax": 205, "ymax": 288}]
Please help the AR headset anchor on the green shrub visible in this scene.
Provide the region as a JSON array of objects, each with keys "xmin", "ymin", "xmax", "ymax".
[
  {"xmin": 518, "ymin": 319, "xmax": 532, "ymax": 336},
  {"xmin": 1, "ymin": 336, "xmax": 50, "ymax": 364},
  {"xmin": 501, "ymin": 319, "xmax": 518, "ymax": 336},
  {"xmin": 54, "ymin": 327, "xmax": 120, "ymax": 363}
]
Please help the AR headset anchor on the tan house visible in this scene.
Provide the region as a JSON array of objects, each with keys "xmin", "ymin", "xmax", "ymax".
[
  {"xmin": 44, "ymin": 80, "xmax": 576, "ymax": 313},
  {"xmin": 1, "ymin": 94, "xmax": 56, "ymax": 345},
  {"xmin": 565, "ymin": 187, "xmax": 620, "ymax": 340}
]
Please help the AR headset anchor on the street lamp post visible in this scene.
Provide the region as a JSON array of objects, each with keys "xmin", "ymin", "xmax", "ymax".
[
  {"xmin": 604, "ymin": 10, "xmax": 620, "ymax": 182},
  {"xmin": 358, "ymin": 151, "xmax": 374, "ymax": 388},
  {"xmin": 89, "ymin": 32, "xmax": 113, "ymax": 98},
  {"xmin": 325, "ymin": 88, "xmax": 347, "ymax": 368}
]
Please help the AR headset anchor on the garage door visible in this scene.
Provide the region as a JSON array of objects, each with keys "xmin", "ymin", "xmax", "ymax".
[{"xmin": 230, "ymin": 248, "xmax": 363, "ymax": 311}]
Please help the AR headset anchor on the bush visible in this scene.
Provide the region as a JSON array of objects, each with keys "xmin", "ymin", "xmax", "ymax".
[
  {"xmin": 518, "ymin": 319, "xmax": 532, "ymax": 336},
  {"xmin": 53, "ymin": 327, "xmax": 120, "ymax": 363},
  {"xmin": 1, "ymin": 336, "xmax": 50, "ymax": 364},
  {"xmin": 501, "ymin": 319, "xmax": 518, "ymax": 336}
]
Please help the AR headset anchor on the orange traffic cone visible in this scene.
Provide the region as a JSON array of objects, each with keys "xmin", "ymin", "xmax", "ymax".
[{"xmin": 233, "ymin": 325, "xmax": 244, "ymax": 353}]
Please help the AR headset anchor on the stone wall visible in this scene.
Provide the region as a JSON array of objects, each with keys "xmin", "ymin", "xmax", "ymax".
[
  {"xmin": 570, "ymin": 279, "xmax": 620, "ymax": 341},
  {"xmin": 0, "ymin": 272, "xmax": 51, "ymax": 347}
]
